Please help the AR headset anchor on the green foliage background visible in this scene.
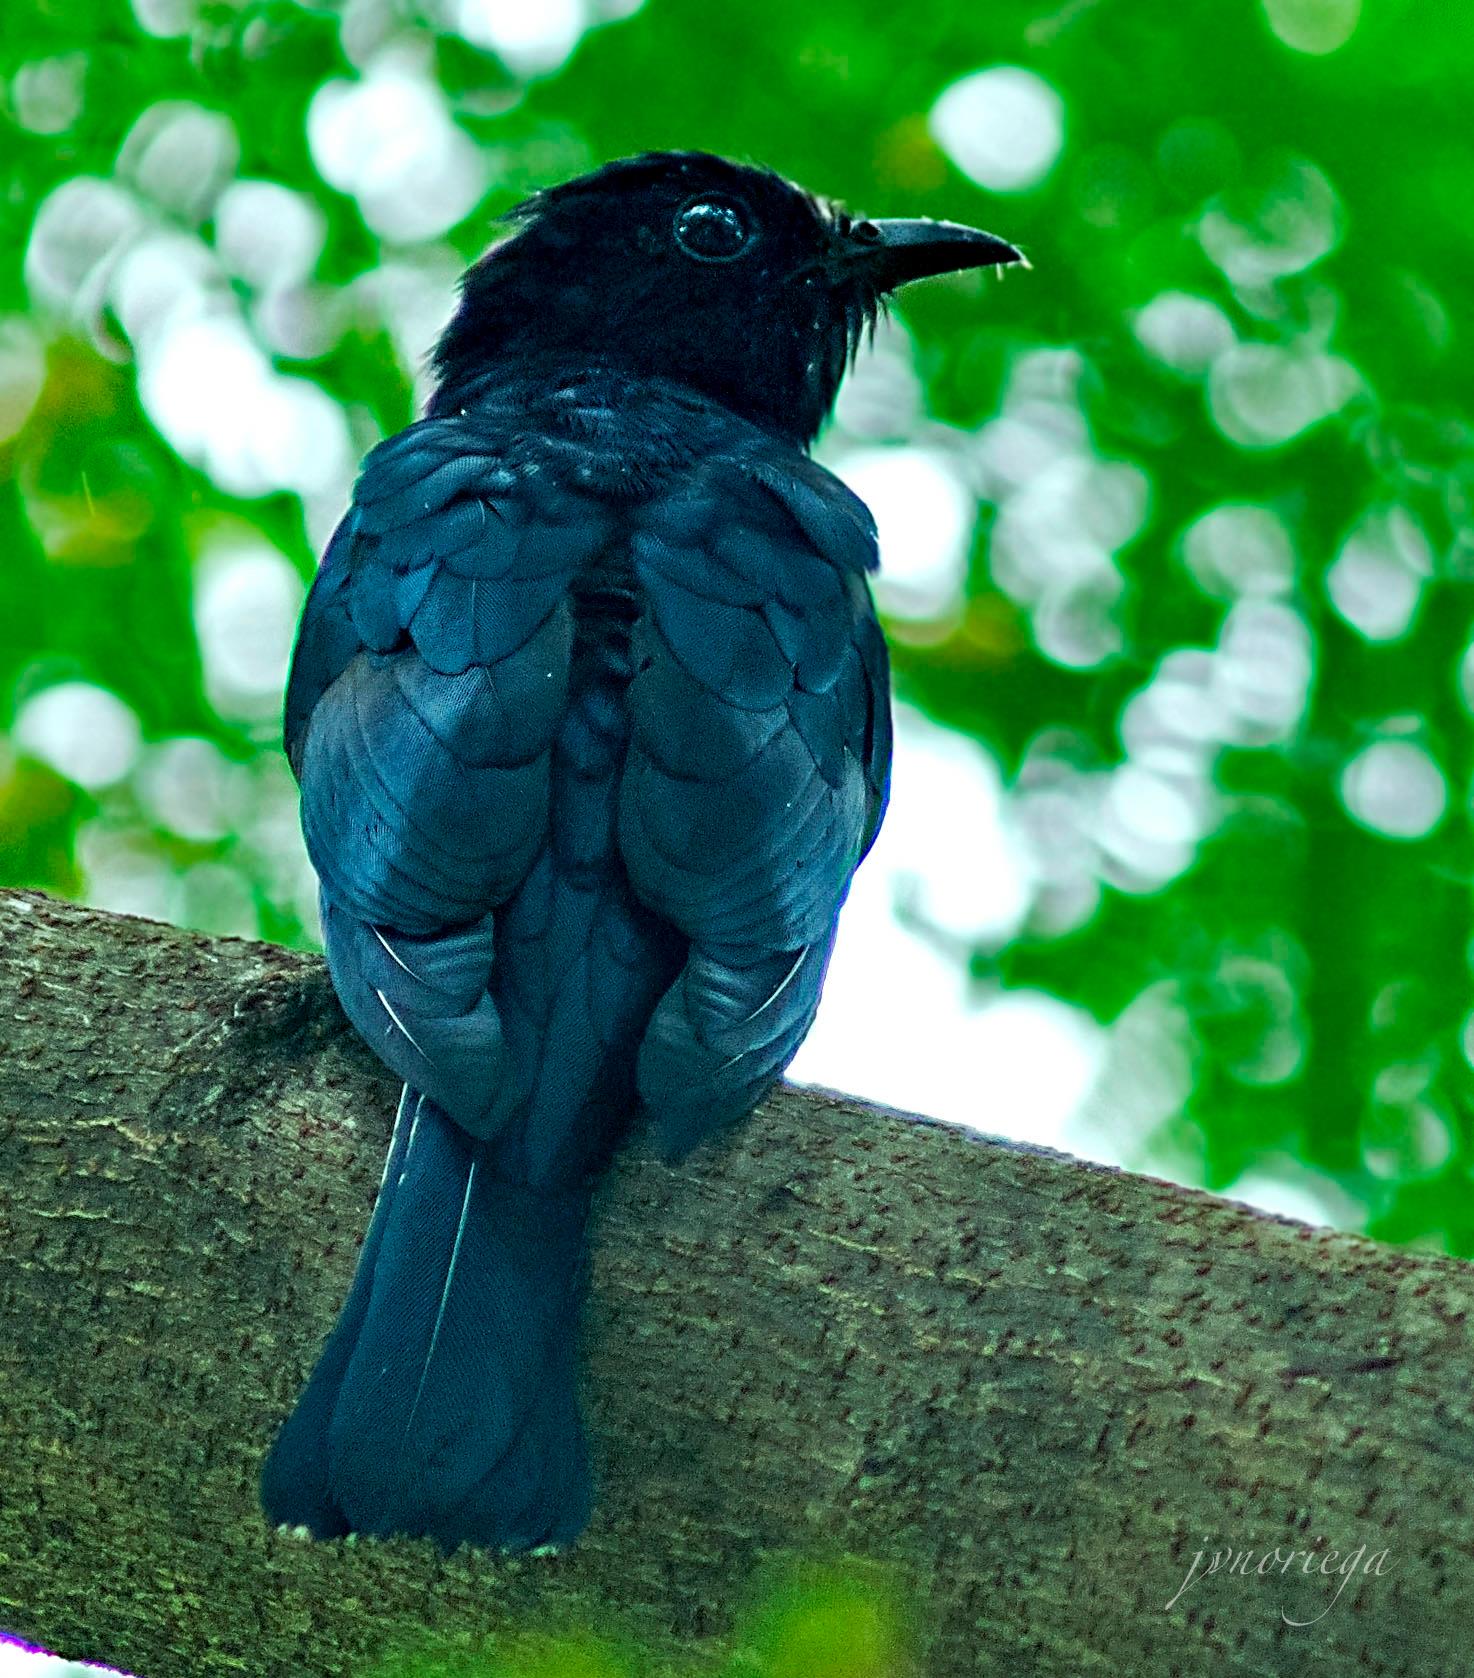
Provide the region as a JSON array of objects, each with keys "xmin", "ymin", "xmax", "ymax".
[
  {"xmin": 1, "ymin": 0, "xmax": 1470, "ymax": 1248},
  {"xmin": 369, "ymin": 1558, "xmax": 914, "ymax": 1678}
]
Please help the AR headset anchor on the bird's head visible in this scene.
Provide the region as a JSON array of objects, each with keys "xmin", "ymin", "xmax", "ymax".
[{"xmin": 432, "ymin": 150, "xmax": 1023, "ymax": 447}]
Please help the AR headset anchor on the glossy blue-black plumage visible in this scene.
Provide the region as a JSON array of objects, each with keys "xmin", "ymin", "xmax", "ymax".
[
  {"xmin": 262, "ymin": 371, "xmax": 889, "ymax": 1550},
  {"xmin": 261, "ymin": 148, "xmax": 1016, "ymax": 1554}
]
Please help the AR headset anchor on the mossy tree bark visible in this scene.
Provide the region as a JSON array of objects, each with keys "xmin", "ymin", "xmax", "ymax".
[{"xmin": 0, "ymin": 888, "xmax": 1468, "ymax": 1678}]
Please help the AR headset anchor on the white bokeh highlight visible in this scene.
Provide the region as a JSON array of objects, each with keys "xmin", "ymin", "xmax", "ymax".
[
  {"xmin": 1262, "ymin": 0, "xmax": 1361, "ymax": 55},
  {"xmin": 834, "ymin": 446, "xmax": 974, "ymax": 621},
  {"xmin": 1226, "ymin": 1158, "xmax": 1366, "ymax": 1227},
  {"xmin": 986, "ymin": 403, "xmax": 1149, "ymax": 670},
  {"xmin": 1340, "ymin": 739, "xmax": 1446, "ymax": 840},
  {"xmin": 308, "ymin": 57, "xmax": 488, "ymax": 242},
  {"xmin": 0, "ymin": 316, "xmax": 46, "ymax": 441},
  {"xmin": 831, "ymin": 316, "xmax": 924, "ymax": 442},
  {"xmin": 454, "ymin": 0, "xmax": 586, "ymax": 75},
  {"xmin": 1208, "ymin": 343, "xmax": 1360, "ymax": 448},
  {"xmin": 192, "ymin": 536, "xmax": 305, "ymax": 720},
  {"xmin": 117, "ymin": 102, "xmax": 239, "ymax": 223},
  {"xmin": 1182, "ymin": 503, "xmax": 1295, "ymax": 599},
  {"xmin": 929, "ymin": 66, "xmax": 1065, "ymax": 194},
  {"xmin": 25, "ymin": 176, "xmax": 145, "ymax": 325},
  {"xmin": 10, "ymin": 53, "xmax": 87, "ymax": 136},
  {"xmin": 77, "ymin": 823, "xmax": 182, "ymax": 923},
  {"xmin": 141, "ymin": 313, "xmax": 354, "ymax": 502},
  {"xmin": 1326, "ymin": 507, "xmax": 1431, "ymax": 642},
  {"xmin": 351, "ymin": 247, "xmax": 465, "ymax": 404},
  {"xmin": 1213, "ymin": 600, "xmax": 1314, "ymax": 745},
  {"xmin": 1198, "ymin": 159, "xmax": 1341, "ymax": 288},
  {"xmin": 791, "ymin": 705, "xmax": 1105, "ymax": 1146},
  {"xmin": 130, "ymin": 0, "xmax": 195, "ymax": 36},
  {"xmin": 1133, "ymin": 291, "xmax": 1237, "ymax": 375},
  {"xmin": 27, "ymin": 165, "xmax": 355, "ymax": 520},
  {"xmin": 13, "ymin": 683, "xmax": 142, "ymax": 791},
  {"xmin": 134, "ymin": 737, "xmax": 248, "ymax": 842},
  {"xmin": 215, "ymin": 181, "xmax": 327, "ymax": 291}
]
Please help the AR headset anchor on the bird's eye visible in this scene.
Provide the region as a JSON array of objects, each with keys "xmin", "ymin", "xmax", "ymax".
[{"xmin": 673, "ymin": 197, "xmax": 755, "ymax": 263}]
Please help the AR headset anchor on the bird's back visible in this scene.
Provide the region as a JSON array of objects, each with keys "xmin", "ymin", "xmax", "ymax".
[
  {"xmin": 287, "ymin": 370, "xmax": 887, "ymax": 1170},
  {"xmin": 477, "ymin": 379, "xmax": 696, "ymax": 1185}
]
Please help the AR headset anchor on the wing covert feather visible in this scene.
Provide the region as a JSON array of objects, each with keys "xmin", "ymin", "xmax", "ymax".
[
  {"xmin": 621, "ymin": 452, "xmax": 892, "ymax": 1157},
  {"xmin": 284, "ymin": 419, "xmax": 595, "ymax": 1132}
]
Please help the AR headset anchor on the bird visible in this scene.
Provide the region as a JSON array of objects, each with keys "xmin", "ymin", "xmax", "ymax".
[{"xmin": 259, "ymin": 149, "xmax": 1022, "ymax": 1554}]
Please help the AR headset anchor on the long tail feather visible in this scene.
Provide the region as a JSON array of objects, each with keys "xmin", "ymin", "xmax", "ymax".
[{"xmin": 260, "ymin": 1088, "xmax": 592, "ymax": 1552}]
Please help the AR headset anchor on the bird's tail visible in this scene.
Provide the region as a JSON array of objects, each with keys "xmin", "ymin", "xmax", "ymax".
[{"xmin": 260, "ymin": 1087, "xmax": 593, "ymax": 1553}]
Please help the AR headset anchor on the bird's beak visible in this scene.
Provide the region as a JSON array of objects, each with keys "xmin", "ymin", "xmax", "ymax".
[{"xmin": 847, "ymin": 217, "xmax": 1026, "ymax": 289}]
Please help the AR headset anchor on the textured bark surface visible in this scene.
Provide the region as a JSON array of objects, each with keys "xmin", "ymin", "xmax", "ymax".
[{"xmin": 0, "ymin": 886, "xmax": 1469, "ymax": 1678}]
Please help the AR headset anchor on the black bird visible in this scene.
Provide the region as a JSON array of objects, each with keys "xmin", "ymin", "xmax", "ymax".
[{"xmin": 260, "ymin": 150, "xmax": 1022, "ymax": 1552}]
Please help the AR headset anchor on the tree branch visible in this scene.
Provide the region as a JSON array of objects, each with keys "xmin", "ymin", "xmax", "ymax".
[{"xmin": 0, "ymin": 888, "xmax": 1466, "ymax": 1677}]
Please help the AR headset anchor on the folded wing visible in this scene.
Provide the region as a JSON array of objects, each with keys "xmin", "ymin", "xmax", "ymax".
[
  {"xmin": 620, "ymin": 451, "xmax": 892, "ymax": 1159},
  {"xmin": 285, "ymin": 419, "xmax": 609, "ymax": 1133}
]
